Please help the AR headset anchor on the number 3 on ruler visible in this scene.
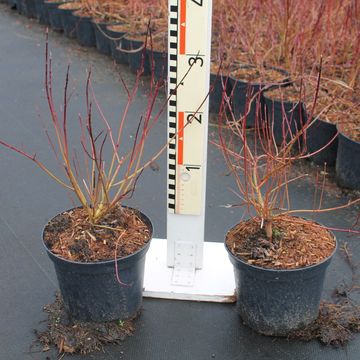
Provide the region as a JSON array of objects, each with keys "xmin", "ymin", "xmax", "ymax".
[{"xmin": 188, "ymin": 56, "xmax": 204, "ymax": 67}]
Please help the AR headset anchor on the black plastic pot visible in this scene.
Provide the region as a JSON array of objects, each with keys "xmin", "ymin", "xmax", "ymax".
[
  {"xmin": 147, "ymin": 49, "xmax": 168, "ymax": 81},
  {"xmin": 92, "ymin": 21, "xmax": 118, "ymax": 56},
  {"xmin": 263, "ymin": 95, "xmax": 306, "ymax": 147},
  {"xmin": 19, "ymin": 0, "xmax": 37, "ymax": 17},
  {"xmin": 305, "ymin": 117, "xmax": 338, "ymax": 166},
  {"xmin": 15, "ymin": 0, "xmax": 25, "ymax": 13},
  {"xmin": 61, "ymin": 9, "xmax": 77, "ymax": 38},
  {"xmin": 118, "ymin": 38, "xmax": 150, "ymax": 75},
  {"xmin": 7, "ymin": 0, "xmax": 17, "ymax": 10},
  {"xmin": 106, "ymin": 26, "xmax": 127, "ymax": 63},
  {"xmin": 34, "ymin": 0, "xmax": 49, "ymax": 25},
  {"xmin": 228, "ymin": 77, "xmax": 263, "ymax": 128},
  {"xmin": 73, "ymin": 13, "xmax": 96, "ymax": 47},
  {"xmin": 225, "ymin": 222, "xmax": 336, "ymax": 336},
  {"xmin": 113, "ymin": 36, "xmax": 129, "ymax": 65},
  {"xmin": 209, "ymin": 72, "xmax": 229, "ymax": 114},
  {"xmin": 229, "ymin": 66, "xmax": 289, "ymax": 128},
  {"xmin": 43, "ymin": 207, "xmax": 153, "ymax": 322},
  {"xmin": 336, "ymin": 131, "xmax": 360, "ymax": 190},
  {"xmin": 45, "ymin": 1, "xmax": 63, "ymax": 31}
]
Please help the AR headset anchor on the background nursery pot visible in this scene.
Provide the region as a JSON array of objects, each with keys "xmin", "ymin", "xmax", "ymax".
[
  {"xmin": 263, "ymin": 86, "xmax": 306, "ymax": 147},
  {"xmin": 147, "ymin": 49, "xmax": 168, "ymax": 82},
  {"xmin": 117, "ymin": 37, "xmax": 150, "ymax": 75},
  {"xmin": 305, "ymin": 117, "xmax": 338, "ymax": 166},
  {"xmin": 209, "ymin": 71, "xmax": 229, "ymax": 114},
  {"xmin": 45, "ymin": 1, "xmax": 63, "ymax": 32},
  {"xmin": 228, "ymin": 65, "xmax": 289, "ymax": 128},
  {"xmin": 73, "ymin": 10, "xmax": 96, "ymax": 47},
  {"xmin": 59, "ymin": 2, "xmax": 80, "ymax": 38},
  {"xmin": 92, "ymin": 21, "xmax": 119, "ymax": 56},
  {"xmin": 336, "ymin": 131, "xmax": 360, "ymax": 190},
  {"xmin": 43, "ymin": 207, "xmax": 153, "ymax": 322},
  {"xmin": 225, "ymin": 220, "xmax": 336, "ymax": 336}
]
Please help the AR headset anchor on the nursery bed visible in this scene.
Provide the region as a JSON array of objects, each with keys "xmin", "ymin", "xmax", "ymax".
[{"xmin": 0, "ymin": 5, "xmax": 360, "ymax": 360}]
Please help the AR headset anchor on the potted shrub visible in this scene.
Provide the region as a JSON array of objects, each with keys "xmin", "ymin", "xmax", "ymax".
[
  {"xmin": 216, "ymin": 77, "xmax": 360, "ymax": 336},
  {"xmin": 0, "ymin": 38, "xmax": 167, "ymax": 322}
]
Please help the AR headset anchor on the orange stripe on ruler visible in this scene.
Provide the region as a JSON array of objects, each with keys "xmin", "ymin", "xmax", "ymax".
[
  {"xmin": 180, "ymin": 0, "xmax": 186, "ymax": 54},
  {"xmin": 178, "ymin": 111, "xmax": 184, "ymax": 165}
]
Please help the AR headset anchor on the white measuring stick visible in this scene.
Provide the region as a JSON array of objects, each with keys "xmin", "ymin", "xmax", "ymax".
[
  {"xmin": 143, "ymin": 0, "xmax": 235, "ymax": 300},
  {"xmin": 167, "ymin": 0, "xmax": 212, "ymax": 286}
]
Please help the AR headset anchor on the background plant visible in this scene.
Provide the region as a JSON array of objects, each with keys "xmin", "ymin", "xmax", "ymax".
[
  {"xmin": 0, "ymin": 36, "xmax": 169, "ymax": 224},
  {"xmin": 216, "ymin": 70, "xmax": 360, "ymax": 240}
]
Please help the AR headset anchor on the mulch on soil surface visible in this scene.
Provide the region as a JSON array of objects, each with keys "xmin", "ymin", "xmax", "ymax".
[
  {"xmin": 264, "ymin": 81, "xmax": 306, "ymax": 103},
  {"xmin": 226, "ymin": 215, "xmax": 336, "ymax": 270},
  {"xmin": 36, "ymin": 293, "xmax": 136, "ymax": 355},
  {"xmin": 229, "ymin": 66, "xmax": 287, "ymax": 84},
  {"xmin": 43, "ymin": 205, "xmax": 151, "ymax": 262}
]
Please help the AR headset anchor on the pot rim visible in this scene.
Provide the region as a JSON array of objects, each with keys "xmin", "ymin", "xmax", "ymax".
[
  {"xmin": 228, "ymin": 64, "xmax": 289, "ymax": 86},
  {"xmin": 336, "ymin": 125, "xmax": 360, "ymax": 145},
  {"xmin": 225, "ymin": 215, "xmax": 337, "ymax": 273},
  {"xmin": 42, "ymin": 204, "xmax": 153, "ymax": 266},
  {"xmin": 72, "ymin": 10, "xmax": 92, "ymax": 20}
]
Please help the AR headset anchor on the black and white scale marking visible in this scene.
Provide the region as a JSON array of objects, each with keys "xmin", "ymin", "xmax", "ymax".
[{"xmin": 168, "ymin": 1, "xmax": 179, "ymax": 213}]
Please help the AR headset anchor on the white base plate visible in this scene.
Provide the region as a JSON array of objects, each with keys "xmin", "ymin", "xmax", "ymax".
[{"xmin": 143, "ymin": 238, "xmax": 236, "ymax": 303}]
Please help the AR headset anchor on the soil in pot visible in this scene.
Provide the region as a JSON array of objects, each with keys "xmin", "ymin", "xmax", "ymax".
[
  {"xmin": 59, "ymin": 2, "xmax": 80, "ymax": 39},
  {"xmin": 73, "ymin": 9, "xmax": 96, "ymax": 47},
  {"xmin": 43, "ymin": 204, "xmax": 152, "ymax": 322},
  {"xmin": 226, "ymin": 215, "xmax": 336, "ymax": 336},
  {"xmin": 44, "ymin": 205, "xmax": 151, "ymax": 262},
  {"xmin": 228, "ymin": 64, "xmax": 289, "ymax": 128},
  {"xmin": 263, "ymin": 84, "xmax": 306, "ymax": 148}
]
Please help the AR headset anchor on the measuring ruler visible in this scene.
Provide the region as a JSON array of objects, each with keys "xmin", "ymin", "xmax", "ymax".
[
  {"xmin": 167, "ymin": 0, "xmax": 212, "ymax": 283},
  {"xmin": 167, "ymin": 0, "xmax": 212, "ymax": 214}
]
